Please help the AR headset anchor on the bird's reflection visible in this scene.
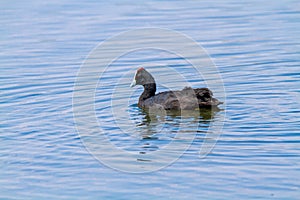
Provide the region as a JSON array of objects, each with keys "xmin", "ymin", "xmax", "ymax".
[
  {"xmin": 138, "ymin": 107, "xmax": 221, "ymax": 126},
  {"xmin": 131, "ymin": 106, "xmax": 223, "ymax": 159}
]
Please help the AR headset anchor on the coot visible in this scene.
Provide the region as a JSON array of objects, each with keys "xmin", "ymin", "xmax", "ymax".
[{"xmin": 130, "ymin": 67, "xmax": 222, "ymax": 110}]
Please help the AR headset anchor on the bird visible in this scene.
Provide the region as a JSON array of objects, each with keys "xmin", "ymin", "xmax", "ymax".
[{"xmin": 130, "ymin": 67, "xmax": 222, "ymax": 110}]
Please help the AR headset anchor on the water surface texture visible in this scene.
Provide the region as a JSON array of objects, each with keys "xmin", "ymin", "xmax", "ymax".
[{"xmin": 1, "ymin": 0, "xmax": 300, "ymax": 199}]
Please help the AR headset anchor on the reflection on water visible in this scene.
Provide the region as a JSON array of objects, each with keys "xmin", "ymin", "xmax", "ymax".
[
  {"xmin": 127, "ymin": 105, "xmax": 222, "ymax": 159},
  {"xmin": 137, "ymin": 106, "xmax": 220, "ymax": 127}
]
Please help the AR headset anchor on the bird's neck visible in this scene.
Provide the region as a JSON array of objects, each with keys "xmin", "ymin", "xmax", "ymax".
[{"xmin": 140, "ymin": 83, "xmax": 156, "ymax": 101}]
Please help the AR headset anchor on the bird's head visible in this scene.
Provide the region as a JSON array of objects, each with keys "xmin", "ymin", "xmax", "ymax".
[{"xmin": 130, "ymin": 67, "xmax": 155, "ymax": 87}]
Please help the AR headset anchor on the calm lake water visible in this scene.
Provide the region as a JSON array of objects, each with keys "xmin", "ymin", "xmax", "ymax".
[{"xmin": 1, "ymin": 0, "xmax": 300, "ymax": 199}]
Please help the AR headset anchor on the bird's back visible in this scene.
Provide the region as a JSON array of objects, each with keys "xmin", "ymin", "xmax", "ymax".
[{"xmin": 140, "ymin": 87, "xmax": 222, "ymax": 110}]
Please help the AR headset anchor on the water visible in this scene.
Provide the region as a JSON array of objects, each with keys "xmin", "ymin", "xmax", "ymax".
[{"xmin": 1, "ymin": 0, "xmax": 300, "ymax": 199}]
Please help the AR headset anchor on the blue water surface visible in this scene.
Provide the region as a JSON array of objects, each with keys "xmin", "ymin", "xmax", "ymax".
[{"xmin": 1, "ymin": 0, "xmax": 300, "ymax": 199}]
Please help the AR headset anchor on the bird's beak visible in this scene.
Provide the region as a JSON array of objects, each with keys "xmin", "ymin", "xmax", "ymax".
[{"xmin": 130, "ymin": 79, "xmax": 136, "ymax": 87}]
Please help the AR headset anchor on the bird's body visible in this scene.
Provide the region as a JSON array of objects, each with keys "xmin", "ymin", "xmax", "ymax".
[{"xmin": 131, "ymin": 67, "xmax": 222, "ymax": 110}]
